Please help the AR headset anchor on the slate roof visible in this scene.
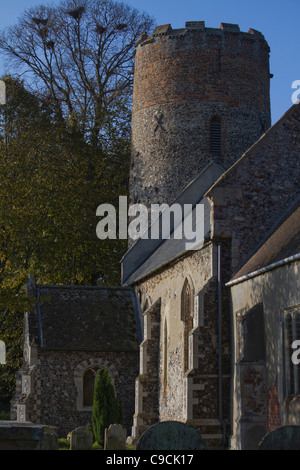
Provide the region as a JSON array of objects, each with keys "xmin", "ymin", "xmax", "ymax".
[
  {"xmin": 26, "ymin": 282, "xmax": 140, "ymax": 352},
  {"xmin": 121, "ymin": 161, "xmax": 224, "ymax": 285},
  {"xmin": 229, "ymin": 199, "xmax": 300, "ymax": 284},
  {"xmin": 121, "ymin": 103, "xmax": 300, "ymax": 288},
  {"xmin": 205, "ymin": 103, "xmax": 300, "ymax": 198}
]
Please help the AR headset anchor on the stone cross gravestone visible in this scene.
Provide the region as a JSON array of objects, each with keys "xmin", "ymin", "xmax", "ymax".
[
  {"xmin": 70, "ymin": 426, "xmax": 93, "ymax": 450},
  {"xmin": 136, "ymin": 421, "xmax": 206, "ymax": 451},
  {"xmin": 258, "ymin": 425, "xmax": 300, "ymax": 450},
  {"xmin": 104, "ymin": 424, "xmax": 127, "ymax": 450}
]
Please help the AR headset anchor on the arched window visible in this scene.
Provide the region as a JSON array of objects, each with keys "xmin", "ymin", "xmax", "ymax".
[
  {"xmin": 83, "ymin": 366, "xmax": 103, "ymax": 407},
  {"xmin": 210, "ymin": 116, "xmax": 222, "ymax": 157},
  {"xmin": 242, "ymin": 303, "xmax": 265, "ymax": 363},
  {"xmin": 143, "ymin": 298, "xmax": 150, "ymax": 313},
  {"xmin": 75, "ymin": 360, "xmax": 118, "ymax": 411},
  {"xmin": 181, "ymin": 279, "xmax": 193, "ymax": 373}
]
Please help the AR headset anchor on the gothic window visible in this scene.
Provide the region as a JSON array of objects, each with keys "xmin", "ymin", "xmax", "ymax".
[
  {"xmin": 241, "ymin": 303, "xmax": 265, "ymax": 362},
  {"xmin": 83, "ymin": 366, "xmax": 103, "ymax": 407},
  {"xmin": 210, "ymin": 116, "xmax": 222, "ymax": 157},
  {"xmin": 143, "ymin": 298, "xmax": 150, "ymax": 313},
  {"xmin": 284, "ymin": 309, "xmax": 300, "ymax": 397},
  {"xmin": 237, "ymin": 304, "xmax": 267, "ymax": 437},
  {"xmin": 181, "ymin": 279, "xmax": 193, "ymax": 373}
]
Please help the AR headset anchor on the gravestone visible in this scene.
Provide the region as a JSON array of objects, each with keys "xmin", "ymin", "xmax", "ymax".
[
  {"xmin": 104, "ymin": 424, "xmax": 127, "ymax": 450},
  {"xmin": 0, "ymin": 421, "xmax": 58, "ymax": 450},
  {"xmin": 258, "ymin": 425, "xmax": 300, "ymax": 450},
  {"xmin": 70, "ymin": 426, "xmax": 93, "ymax": 450},
  {"xmin": 136, "ymin": 421, "xmax": 206, "ymax": 451}
]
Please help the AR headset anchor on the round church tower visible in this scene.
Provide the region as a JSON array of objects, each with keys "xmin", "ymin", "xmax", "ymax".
[{"xmin": 129, "ymin": 21, "xmax": 271, "ymax": 207}]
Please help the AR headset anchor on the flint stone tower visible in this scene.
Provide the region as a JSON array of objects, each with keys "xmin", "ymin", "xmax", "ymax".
[{"xmin": 130, "ymin": 21, "xmax": 271, "ymax": 208}]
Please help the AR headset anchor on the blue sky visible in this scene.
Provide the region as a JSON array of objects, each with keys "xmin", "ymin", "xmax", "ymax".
[{"xmin": 0, "ymin": 0, "xmax": 299, "ymax": 124}]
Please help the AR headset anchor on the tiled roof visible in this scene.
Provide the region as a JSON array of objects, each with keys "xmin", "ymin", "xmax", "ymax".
[
  {"xmin": 26, "ymin": 283, "xmax": 140, "ymax": 352},
  {"xmin": 121, "ymin": 161, "xmax": 224, "ymax": 285}
]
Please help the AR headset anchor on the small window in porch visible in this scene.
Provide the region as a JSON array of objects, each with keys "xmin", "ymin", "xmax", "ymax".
[{"xmin": 83, "ymin": 366, "xmax": 103, "ymax": 407}]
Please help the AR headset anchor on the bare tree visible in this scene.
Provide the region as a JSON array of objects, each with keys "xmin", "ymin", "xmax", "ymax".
[{"xmin": 0, "ymin": 0, "xmax": 155, "ymax": 145}]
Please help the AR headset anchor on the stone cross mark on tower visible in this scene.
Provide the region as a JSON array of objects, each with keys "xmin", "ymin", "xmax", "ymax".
[
  {"xmin": 129, "ymin": 22, "xmax": 271, "ymax": 209},
  {"xmin": 154, "ymin": 112, "xmax": 166, "ymax": 133}
]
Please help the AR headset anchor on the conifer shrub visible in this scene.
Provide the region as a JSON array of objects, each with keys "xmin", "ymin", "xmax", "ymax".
[{"xmin": 92, "ymin": 369, "xmax": 123, "ymax": 445}]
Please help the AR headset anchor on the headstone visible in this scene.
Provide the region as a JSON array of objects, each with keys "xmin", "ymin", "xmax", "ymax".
[
  {"xmin": 258, "ymin": 425, "xmax": 300, "ymax": 450},
  {"xmin": 70, "ymin": 426, "xmax": 93, "ymax": 450},
  {"xmin": 104, "ymin": 424, "xmax": 127, "ymax": 450},
  {"xmin": 126, "ymin": 435, "xmax": 136, "ymax": 447},
  {"xmin": 136, "ymin": 421, "xmax": 206, "ymax": 451}
]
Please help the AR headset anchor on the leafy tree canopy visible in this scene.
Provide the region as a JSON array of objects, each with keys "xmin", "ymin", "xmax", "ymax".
[{"xmin": 0, "ymin": 0, "xmax": 155, "ymax": 403}]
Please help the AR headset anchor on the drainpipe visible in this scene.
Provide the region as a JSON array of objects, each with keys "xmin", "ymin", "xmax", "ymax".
[{"xmin": 217, "ymin": 242, "xmax": 226, "ymax": 445}]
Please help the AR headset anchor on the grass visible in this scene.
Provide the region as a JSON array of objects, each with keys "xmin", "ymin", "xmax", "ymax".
[
  {"xmin": 58, "ymin": 438, "xmax": 104, "ymax": 450},
  {"xmin": 58, "ymin": 438, "xmax": 134, "ymax": 450},
  {"xmin": 58, "ymin": 438, "xmax": 70, "ymax": 450},
  {"xmin": 0, "ymin": 410, "xmax": 10, "ymax": 420}
]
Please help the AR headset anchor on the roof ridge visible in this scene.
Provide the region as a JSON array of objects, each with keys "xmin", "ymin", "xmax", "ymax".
[{"xmin": 205, "ymin": 103, "xmax": 300, "ymax": 197}]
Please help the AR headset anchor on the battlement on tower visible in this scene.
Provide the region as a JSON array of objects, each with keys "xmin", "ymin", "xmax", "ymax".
[{"xmin": 135, "ymin": 21, "xmax": 268, "ymax": 49}]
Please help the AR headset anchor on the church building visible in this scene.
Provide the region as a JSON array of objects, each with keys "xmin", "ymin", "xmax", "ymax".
[{"xmin": 13, "ymin": 21, "xmax": 300, "ymax": 450}]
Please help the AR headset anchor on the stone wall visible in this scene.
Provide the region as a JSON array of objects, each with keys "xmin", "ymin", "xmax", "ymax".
[
  {"xmin": 130, "ymin": 22, "xmax": 271, "ymax": 209},
  {"xmin": 229, "ymin": 258, "xmax": 300, "ymax": 449},
  {"xmin": 207, "ymin": 104, "xmax": 300, "ymax": 275},
  {"xmin": 133, "ymin": 242, "xmax": 231, "ymax": 447},
  {"xmin": 267, "ymin": 379, "xmax": 282, "ymax": 431},
  {"xmin": 132, "ymin": 299, "xmax": 161, "ymax": 440},
  {"xmin": 18, "ymin": 349, "xmax": 139, "ymax": 438}
]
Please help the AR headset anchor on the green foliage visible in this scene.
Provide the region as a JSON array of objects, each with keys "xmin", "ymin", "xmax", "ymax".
[
  {"xmin": 92, "ymin": 369, "xmax": 123, "ymax": 445},
  {"xmin": 92, "ymin": 441, "xmax": 103, "ymax": 450},
  {"xmin": 0, "ymin": 400, "xmax": 11, "ymax": 420},
  {"xmin": 0, "ymin": 310, "xmax": 23, "ymax": 402},
  {"xmin": 0, "ymin": 76, "xmax": 129, "ymax": 291},
  {"xmin": 0, "ymin": 0, "xmax": 154, "ymax": 406},
  {"xmin": 58, "ymin": 438, "xmax": 70, "ymax": 450},
  {"xmin": 0, "ymin": 76, "xmax": 129, "ymax": 402}
]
